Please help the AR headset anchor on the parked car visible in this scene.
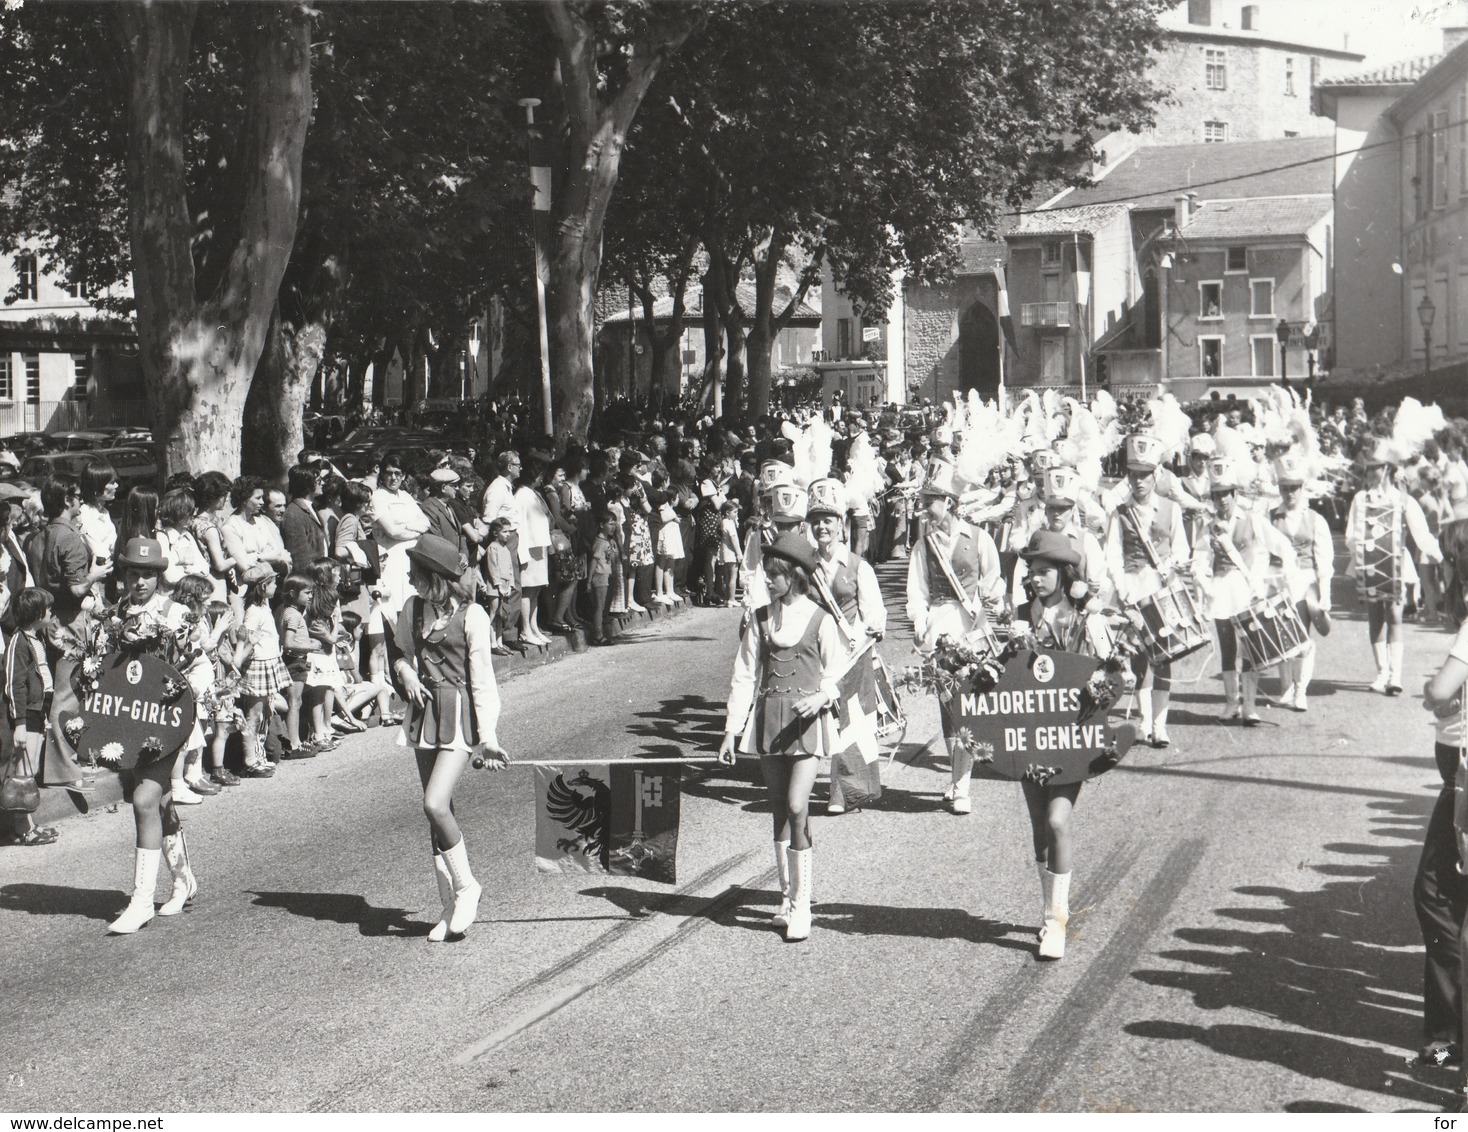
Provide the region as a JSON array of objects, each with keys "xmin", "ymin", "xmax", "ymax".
[
  {"xmin": 18, "ymin": 447, "xmax": 159, "ymax": 500},
  {"xmin": 4, "ymin": 432, "xmax": 59, "ymax": 457},
  {"xmin": 46, "ymin": 430, "xmax": 113, "ymax": 452},
  {"xmin": 96, "ymin": 427, "xmax": 154, "ymax": 449}
]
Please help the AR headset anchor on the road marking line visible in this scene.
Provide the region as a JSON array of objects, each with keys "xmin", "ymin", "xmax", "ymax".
[{"xmin": 455, "ymin": 983, "xmax": 595, "ymax": 1064}]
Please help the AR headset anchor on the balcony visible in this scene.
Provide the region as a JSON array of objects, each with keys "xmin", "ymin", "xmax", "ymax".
[{"xmin": 1021, "ymin": 302, "xmax": 1072, "ymax": 328}]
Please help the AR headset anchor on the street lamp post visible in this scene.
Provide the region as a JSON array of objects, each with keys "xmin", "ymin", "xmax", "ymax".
[
  {"xmin": 1276, "ymin": 317, "xmax": 1291, "ymax": 392},
  {"xmin": 1419, "ymin": 292, "xmax": 1437, "ymax": 383},
  {"xmin": 1303, "ymin": 325, "xmax": 1320, "ymax": 388}
]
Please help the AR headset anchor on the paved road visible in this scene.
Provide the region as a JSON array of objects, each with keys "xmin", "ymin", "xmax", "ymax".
[{"xmin": 1, "ymin": 560, "xmax": 1459, "ymax": 1112}]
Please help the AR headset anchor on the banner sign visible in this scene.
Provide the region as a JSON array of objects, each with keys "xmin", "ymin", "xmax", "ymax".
[
  {"xmin": 938, "ymin": 648, "xmax": 1133, "ymax": 786},
  {"xmin": 535, "ymin": 763, "xmax": 683, "ymax": 883},
  {"xmin": 75, "ymin": 652, "xmax": 197, "ymax": 770}
]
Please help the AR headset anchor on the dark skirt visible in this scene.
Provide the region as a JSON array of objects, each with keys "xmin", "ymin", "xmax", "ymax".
[{"xmin": 407, "ymin": 683, "xmax": 479, "ymax": 752}]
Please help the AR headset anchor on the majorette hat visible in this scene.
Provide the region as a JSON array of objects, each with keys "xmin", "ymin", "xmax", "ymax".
[
  {"xmin": 768, "ymin": 483, "xmax": 809, "ymax": 523},
  {"xmin": 1274, "ymin": 451, "xmax": 1307, "ymax": 487},
  {"xmin": 1126, "ymin": 433, "xmax": 1163, "ymax": 470},
  {"xmin": 919, "ymin": 460, "xmax": 961, "ymax": 499},
  {"xmin": 1365, "ymin": 438, "xmax": 1401, "ymax": 467},
  {"xmin": 116, "ymin": 537, "xmax": 168, "ymax": 573},
  {"xmin": 1018, "ymin": 528, "xmax": 1082, "ymax": 569},
  {"xmin": 1207, "ymin": 457, "xmax": 1238, "ymax": 494},
  {"xmin": 1043, "ymin": 465, "xmax": 1081, "ymax": 507},
  {"xmin": 1030, "ymin": 448, "xmax": 1061, "ymax": 472},
  {"xmin": 762, "ymin": 530, "xmax": 819, "ymax": 575},
  {"xmin": 1189, "ymin": 433, "xmax": 1217, "ymax": 457},
  {"xmin": 806, "ymin": 477, "xmax": 847, "ymax": 521},
  {"xmin": 759, "ymin": 460, "xmax": 796, "ymax": 492}
]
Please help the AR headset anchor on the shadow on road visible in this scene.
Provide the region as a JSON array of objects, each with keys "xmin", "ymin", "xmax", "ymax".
[
  {"xmin": 1122, "ymin": 761, "xmax": 1456, "ymax": 1110},
  {"xmin": 246, "ymin": 889, "xmax": 432, "ymax": 938},
  {"xmin": 625, "ymin": 694, "xmax": 725, "ymax": 761},
  {"xmin": 0, "ymin": 883, "xmax": 123, "ymax": 922}
]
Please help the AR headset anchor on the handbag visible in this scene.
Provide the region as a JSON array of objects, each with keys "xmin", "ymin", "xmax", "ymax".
[
  {"xmin": 0, "ymin": 747, "xmax": 40, "ymax": 814},
  {"xmin": 550, "ymin": 528, "xmax": 573, "ymax": 556}
]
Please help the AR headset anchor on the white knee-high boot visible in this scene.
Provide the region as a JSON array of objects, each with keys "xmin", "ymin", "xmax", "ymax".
[
  {"xmin": 158, "ymin": 831, "xmax": 196, "ymax": 916},
  {"xmin": 1135, "ymin": 688, "xmax": 1154, "ymax": 741},
  {"xmin": 773, "ymin": 840, "xmax": 791, "ymax": 929},
  {"xmin": 1370, "ymin": 641, "xmax": 1390, "ymax": 692},
  {"xmin": 1038, "ymin": 870, "xmax": 1070, "ymax": 959},
  {"xmin": 947, "ymin": 745, "xmax": 974, "ymax": 814},
  {"xmin": 427, "ymin": 853, "xmax": 454, "ymax": 942},
  {"xmin": 108, "ymin": 848, "xmax": 161, "ymax": 934},
  {"xmin": 1275, "ymin": 658, "xmax": 1298, "ymax": 706},
  {"xmin": 1221, "ymin": 671, "xmax": 1240, "ymax": 719},
  {"xmin": 1151, "ymin": 689, "xmax": 1172, "ymax": 747},
  {"xmin": 1388, "ymin": 641, "xmax": 1405, "ymax": 693},
  {"xmin": 440, "ymin": 837, "xmax": 482, "ymax": 935},
  {"xmin": 784, "ymin": 846, "xmax": 812, "ymax": 942},
  {"xmin": 1241, "ymin": 671, "xmax": 1261, "ymax": 724},
  {"xmin": 1294, "ymin": 645, "xmax": 1315, "ymax": 710}
]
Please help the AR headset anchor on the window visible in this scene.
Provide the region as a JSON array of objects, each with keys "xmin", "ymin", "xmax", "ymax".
[
  {"xmin": 71, "ymin": 352, "xmax": 91, "ymax": 396},
  {"xmin": 22, "ymin": 353, "xmax": 38, "ymax": 406},
  {"xmin": 1285, "ymin": 56, "xmax": 1296, "ymax": 96},
  {"xmin": 836, "ymin": 317, "xmax": 852, "ymax": 359},
  {"xmin": 1199, "ymin": 337, "xmax": 1224, "ymax": 378},
  {"xmin": 0, "ymin": 355, "xmax": 10, "ymax": 401},
  {"xmin": 1415, "ymin": 129, "xmax": 1426, "ymax": 220},
  {"xmin": 1203, "ymin": 120, "xmax": 1229, "ymax": 144},
  {"xmin": 67, "ymin": 279, "xmax": 86, "ymax": 300},
  {"xmin": 1250, "ymin": 278, "xmax": 1275, "ymax": 317},
  {"xmin": 1205, "ymin": 48, "xmax": 1227, "ymax": 90},
  {"xmin": 1040, "ymin": 242, "xmax": 1062, "ymax": 267},
  {"xmin": 1199, "ymin": 281, "xmax": 1223, "ymax": 319},
  {"xmin": 15, "ymin": 255, "xmax": 37, "ymax": 301},
  {"xmin": 1226, "ymin": 246, "xmax": 1248, "ymax": 272},
  {"xmin": 1434, "ymin": 110, "xmax": 1450, "ymax": 209},
  {"xmin": 1040, "ymin": 338, "xmax": 1065, "ymax": 382},
  {"xmin": 1251, "ymin": 336, "xmax": 1277, "ymax": 377}
]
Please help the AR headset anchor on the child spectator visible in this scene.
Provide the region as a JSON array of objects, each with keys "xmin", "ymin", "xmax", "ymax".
[
  {"xmin": 483, "ymin": 518, "xmax": 517, "ymax": 654},
  {"xmin": 276, "ymin": 572, "xmax": 317, "ymax": 758},
  {"xmin": 306, "ymin": 560, "xmax": 346, "ymax": 750},
  {"xmin": 232, "ymin": 563, "xmax": 285, "ymax": 777},
  {"xmin": 587, "ymin": 512, "xmax": 619, "ymax": 645},
  {"xmin": 717, "ymin": 499, "xmax": 742, "ymax": 607}
]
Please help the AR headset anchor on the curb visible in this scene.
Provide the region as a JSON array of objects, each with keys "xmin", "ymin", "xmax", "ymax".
[{"xmin": 28, "ymin": 596, "xmax": 696, "ymax": 832}]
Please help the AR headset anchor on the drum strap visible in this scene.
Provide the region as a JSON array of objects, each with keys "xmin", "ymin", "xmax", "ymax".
[
  {"xmin": 1119, "ymin": 504, "xmax": 1163, "ymax": 572},
  {"xmin": 811, "ymin": 560, "xmax": 857, "ymax": 650},
  {"xmin": 926, "ymin": 531, "xmax": 982, "ymax": 621}
]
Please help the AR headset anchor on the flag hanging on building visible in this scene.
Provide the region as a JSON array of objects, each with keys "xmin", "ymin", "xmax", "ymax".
[
  {"xmin": 534, "ymin": 765, "xmax": 611, "ymax": 874},
  {"xmin": 533, "ymin": 763, "xmax": 684, "ymax": 883},
  {"xmin": 992, "ymin": 263, "xmax": 1019, "ymax": 355},
  {"xmin": 607, "ymin": 765, "xmax": 682, "ymax": 885}
]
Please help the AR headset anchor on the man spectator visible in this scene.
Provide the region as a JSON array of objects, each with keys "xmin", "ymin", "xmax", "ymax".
[
  {"xmin": 481, "ymin": 451, "xmax": 522, "ymax": 579},
  {"xmin": 421, "ymin": 467, "xmax": 465, "ymax": 556},
  {"xmin": 279, "ymin": 465, "xmax": 327, "ymax": 569},
  {"xmin": 258, "ymin": 487, "xmax": 294, "ymax": 576}
]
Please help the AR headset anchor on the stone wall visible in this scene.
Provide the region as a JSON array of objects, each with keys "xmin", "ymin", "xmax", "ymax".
[{"xmin": 903, "ymin": 274, "xmax": 1001, "ymax": 402}]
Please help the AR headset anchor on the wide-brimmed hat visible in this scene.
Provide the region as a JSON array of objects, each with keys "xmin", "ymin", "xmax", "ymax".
[
  {"xmin": 806, "ymin": 477, "xmax": 847, "ymax": 520},
  {"xmin": 1018, "ymin": 528, "xmax": 1081, "ymax": 568},
  {"xmin": 116, "ymin": 537, "xmax": 169, "ymax": 573},
  {"xmin": 763, "ymin": 531, "xmax": 818, "ymax": 575},
  {"xmin": 406, "ymin": 534, "xmax": 464, "ymax": 580}
]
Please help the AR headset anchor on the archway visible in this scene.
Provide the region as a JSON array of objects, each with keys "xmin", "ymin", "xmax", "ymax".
[{"xmin": 959, "ymin": 301, "xmax": 1001, "ymax": 399}]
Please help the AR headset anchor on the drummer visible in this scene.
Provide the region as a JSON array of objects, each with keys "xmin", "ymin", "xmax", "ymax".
[
  {"xmin": 1106, "ymin": 433, "xmax": 1190, "ymax": 748},
  {"xmin": 1271, "ymin": 451, "xmax": 1334, "ymax": 712},
  {"xmin": 1180, "ymin": 434, "xmax": 1218, "ymax": 547},
  {"xmin": 1011, "ymin": 465, "xmax": 1108, "ymax": 610},
  {"xmin": 906, "ymin": 459, "xmax": 1004, "ymax": 815},
  {"xmin": 739, "ymin": 463, "xmax": 809, "ymax": 615},
  {"xmin": 1346, "ymin": 440, "xmax": 1441, "ymax": 695},
  {"xmin": 806, "ymin": 477, "xmax": 887, "ymax": 816},
  {"xmin": 1193, "ymin": 458, "xmax": 1295, "ymax": 726}
]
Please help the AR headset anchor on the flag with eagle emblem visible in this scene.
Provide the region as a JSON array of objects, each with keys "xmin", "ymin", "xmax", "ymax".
[{"xmin": 534, "ymin": 764, "xmax": 684, "ymax": 882}]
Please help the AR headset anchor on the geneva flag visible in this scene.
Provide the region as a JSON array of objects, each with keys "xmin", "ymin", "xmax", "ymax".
[{"xmin": 534, "ymin": 764, "xmax": 683, "ymax": 883}]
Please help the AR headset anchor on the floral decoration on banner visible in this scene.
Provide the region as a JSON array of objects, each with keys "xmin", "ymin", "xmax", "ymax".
[
  {"xmin": 198, "ymin": 674, "xmax": 246, "ymax": 731},
  {"xmin": 1079, "ymin": 658, "xmax": 1135, "ymax": 721},
  {"xmin": 899, "ymin": 633, "xmax": 1019, "ymax": 703},
  {"xmin": 1024, "ymin": 763, "xmax": 1061, "ymax": 786},
  {"xmin": 947, "ymin": 725, "xmax": 994, "ymax": 766},
  {"xmin": 95, "ymin": 741, "xmax": 125, "ymax": 766},
  {"xmin": 62, "ymin": 601, "xmax": 203, "ymax": 698},
  {"xmin": 62, "ymin": 716, "xmax": 87, "ymax": 745}
]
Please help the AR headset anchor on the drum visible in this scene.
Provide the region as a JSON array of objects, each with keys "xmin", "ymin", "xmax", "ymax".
[
  {"xmin": 1355, "ymin": 496, "xmax": 1402, "ymax": 603},
  {"xmin": 1133, "ymin": 579, "xmax": 1210, "ymax": 665},
  {"xmin": 1230, "ymin": 593, "xmax": 1310, "ymax": 669},
  {"xmin": 872, "ymin": 654, "xmax": 906, "ymax": 749}
]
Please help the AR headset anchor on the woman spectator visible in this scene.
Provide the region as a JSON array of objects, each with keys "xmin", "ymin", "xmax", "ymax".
[
  {"xmin": 371, "ymin": 452, "xmax": 431, "ymax": 624},
  {"xmin": 76, "ymin": 459, "xmax": 118, "ymax": 595},
  {"xmin": 514, "ymin": 456, "xmax": 553, "ymax": 647},
  {"xmin": 158, "ymin": 489, "xmax": 208, "ymax": 595},
  {"xmin": 5, "ymin": 588, "xmax": 58, "ymax": 845},
  {"xmin": 187, "ymin": 472, "xmax": 237, "ymax": 607},
  {"xmin": 543, "ymin": 461, "xmax": 585, "ymax": 632},
  {"xmin": 317, "ymin": 473, "xmax": 346, "ymax": 551},
  {"xmin": 221, "ymin": 477, "xmax": 270, "ymax": 581},
  {"xmin": 621, "ymin": 471, "xmax": 653, "ymax": 614},
  {"xmin": 0, "ymin": 500, "xmax": 30, "ymax": 634}
]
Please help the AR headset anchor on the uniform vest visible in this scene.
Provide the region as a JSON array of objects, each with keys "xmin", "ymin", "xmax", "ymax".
[
  {"xmin": 820, "ymin": 552, "xmax": 861, "ymax": 624},
  {"xmin": 1273, "ymin": 508, "xmax": 1317, "ymax": 570},
  {"xmin": 1119, "ymin": 498, "xmax": 1177, "ymax": 573},
  {"xmin": 924, "ymin": 522, "xmax": 982, "ymax": 605},
  {"xmin": 1211, "ymin": 513, "xmax": 1255, "ymax": 576}
]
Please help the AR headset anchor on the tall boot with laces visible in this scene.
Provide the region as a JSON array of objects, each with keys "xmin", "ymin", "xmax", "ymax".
[
  {"xmin": 1221, "ymin": 671, "xmax": 1240, "ymax": 720},
  {"xmin": 108, "ymin": 848, "xmax": 161, "ymax": 934},
  {"xmin": 772, "ymin": 840, "xmax": 791, "ymax": 929},
  {"xmin": 784, "ymin": 846, "xmax": 813, "ymax": 942},
  {"xmin": 158, "ymin": 831, "xmax": 197, "ymax": 916},
  {"xmin": 440, "ymin": 836, "xmax": 482, "ymax": 935},
  {"xmin": 1241, "ymin": 671, "xmax": 1262, "ymax": 725},
  {"xmin": 1038, "ymin": 870, "xmax": 1070, "ymax": 960}
]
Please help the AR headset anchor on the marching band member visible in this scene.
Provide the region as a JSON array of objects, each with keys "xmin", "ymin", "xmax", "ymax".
[
  {"xmin": 906, "ymin": 460, "xmax": 1004, "ymax": 815},
  {"xmin": 1193, "ymin": 459, "xmax": 1295, "ymax": 726},
  {"xmin": 1346, "ymin": 441, "xmax": 1441, "ymax": 695},
  {"xmin": 1272, "ymin": 452, "xmax": 1334, "ymax": 712},
  {"xmin": 1011, "ymin": 528, "xmax": 1111, "ymax": 959},
  {"xmin": 387, "ymin": 534, "xmax": 510, "ymax": 942},
  {"xmin": 1011, "ymin": 465, "xmax": 1108, "ymax": 609},
  {"xmin": 718, "ymin": 531, "xmax": 844, "ymax": 943},
  {"xmin": 1180, "ymin": 434, "xmax": 1217, "ymax": 546},
  {"xmin": 739, "ymin": 462, "xmax": 809, "ymax": 616},
  {"xmin": 806, "ymin": 478, "xmax": 887, "ymax": 816},
  {"xmin": 1106, "ymin": 434, "xmax": 1190, "ymax": 748}
]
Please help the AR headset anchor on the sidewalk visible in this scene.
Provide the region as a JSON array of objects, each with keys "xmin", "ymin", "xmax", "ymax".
[{"xmin": 25, "ymin": 596, "xmax": 693, "ymax": 832}]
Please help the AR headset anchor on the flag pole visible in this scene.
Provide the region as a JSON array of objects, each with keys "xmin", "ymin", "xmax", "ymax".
[
  {"xmin": 520, "ymin": 97, "xmax": 555, "ymax": 438},
  {"xmin": 505, "ymin": 756, "xmax": 724, "ymax": 768}
]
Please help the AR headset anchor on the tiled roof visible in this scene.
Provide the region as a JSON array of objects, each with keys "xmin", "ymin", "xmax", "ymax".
[
  {"xmin": 602, "ymin": 280, "xmax": 819, "ymax": 325},
  {"xmin": 1178, "ymin": 195, "xmax": 1332, "ymax": 240},
  {"xmin": 1047, "ymin": 136, "xmax": 1334, "ymax": 211},
  {"xmin": 1010, "ymin": 203, "xmax": 1128, "ymax": 237},
  {"xmin": 1316, "ymin": 53, "xmax": 1442, "ymax": 88},
  {"xmin": 957, "ymin": 216, "xmax": 1015, "ymax": 274}
]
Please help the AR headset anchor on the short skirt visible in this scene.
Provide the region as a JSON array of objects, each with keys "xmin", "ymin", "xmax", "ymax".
[
  {"xmin": 404, "ymin": 683, "xmax": 479, "ymax": 753},
  {"xmin": 242, "ymin": 656, "xmax": 289, "ymax": 698},
  {"xmin": 750, "ymin": 691, "xmax": 828, "ymax": 757},
  {"xmin": 1205, "ymin": 571, "xmax": 1254, "ymax": 621},
  {"xmin": 657, "ymin": 522, "xmax": 684, "ymax": 560}
]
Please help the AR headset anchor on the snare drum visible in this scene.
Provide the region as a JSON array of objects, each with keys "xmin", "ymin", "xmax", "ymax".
[
  {"xmin": 1230, "ymin": 593, "xmax": 1309, "ymax": 669},
  {"xmin": 1134, "ymin": 579, "xmax": 1210, "ymax": 666},
  {"xmin": 1355, "ymin": 496, "xmax": 1402, "ymax": 603},
  {"xmin": 872, "ymin": 654, "xmax": 906, "ymax": 748}
]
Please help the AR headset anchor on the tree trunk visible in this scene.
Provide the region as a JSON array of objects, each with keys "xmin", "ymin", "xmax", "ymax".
[
  {"xmin": 702, "ymin": 287, "xmax": 724, "ymax": 414},
  {"xmin": 746, "ymin": 315, "xmax": 773, "ymax": 419},
  {"xmin": 543, "ymin": 1, "xmax": 700, "ymax": 445},
  {"xmin": 115, "ymin": 1, "xmax": 312, "ymax": 477},
  {"xmin": 243, "ymin": 306, "xmax": 325, "ymax": 479}
]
